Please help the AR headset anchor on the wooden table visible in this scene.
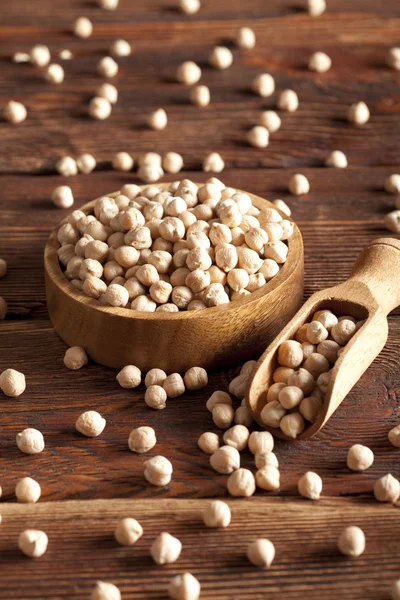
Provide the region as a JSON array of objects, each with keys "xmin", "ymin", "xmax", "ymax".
[{"xmin": 1, "ymin": 1, "xmax": 400, "ymax": 598}]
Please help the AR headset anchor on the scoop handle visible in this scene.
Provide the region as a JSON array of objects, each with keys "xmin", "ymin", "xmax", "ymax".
[{"xmin": 348, "ymin": 237, "xmax": 400, "ymax": 315}]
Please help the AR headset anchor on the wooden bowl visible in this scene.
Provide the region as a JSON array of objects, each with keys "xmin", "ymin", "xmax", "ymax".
[{"xmin": 44, "ymin": 185, "xmax": 304, "ymax": 373}]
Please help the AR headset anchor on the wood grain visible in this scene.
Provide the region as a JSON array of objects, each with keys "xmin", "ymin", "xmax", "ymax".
[{"xmin": 1, "ymin": 497, "xmax": 399, "ymax": 599}]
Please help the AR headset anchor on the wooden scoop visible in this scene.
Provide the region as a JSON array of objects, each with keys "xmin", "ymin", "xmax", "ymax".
[{"xmin": 247, "ymin": 237, "xmax": 400, "ymax": 440}]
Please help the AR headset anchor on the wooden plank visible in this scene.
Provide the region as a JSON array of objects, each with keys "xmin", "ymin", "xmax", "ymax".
[{"xmin": 0, "ymin": 497, "xmax": 399, "ymax": 599}]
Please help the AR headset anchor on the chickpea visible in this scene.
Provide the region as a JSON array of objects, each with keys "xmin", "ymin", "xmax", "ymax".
[
  {"xmin": 18, "ymin": 530, "xmax": 48, "ymax": 558},
  {"xmin": 210, "ymin": 445, "xmax": 240, "ymax": 474},
  {"xmin": 209, "ymin": 46, "xmax": 233, "ymax": 70},
  {"xmin": 16, "ymin": 428, "xmax": 45, "ymax": 454},
  {"xmin": 347, "ymin": 444, "xmax": 374, "ymax": 471},
  {"xmin": 338, "ymin": 526, "xmax": 365, "ymax": 558},
  {"xmin": 198, "ymin": 431, "xmax": 220, "ymax": 454},
  {"xmin": 163, "ymin": 373, "xmax": 185, "ymax": 398},
  {"xmin": 76, "ymin": 410, "xmax": 106, "ymax": 437},
  {"xmin": 260, "ymin": 401, "xmax": 286, "ymax": 428},
  {"xmin": 91, "ymin": 582, "xmax": 121, "ymax": 600},
  {"xmin": 145, "ymin": 385, "xmax": 167, "ymax": 409},
  {"xmin": 0, "ymin": 368, "xmax": 26, "ymax": 397},
  {"xmin": 227, "ymin": 468, "xmax": 256, "ymax": 497},
  {"xmin": 252, "ymin": 73, "xmax": 275, "ymax": 97},
  {"xmin": 168, "ymin": 573, "xmax": 201, "ymax": 600},
  {"xmin": 247, "ymin": 538, "xmax": 275, "ymax": 567},
  {"xmin": 128, "ymin": 426, "xmax": 156, "ymax": 453},
  {"xmin": 64, "ymin": 346, "xmax": 88, "ymax": 370},
  {"xmin": 248, "ymin": 431, "xmax": 274, "ymax": 454},
  {"xmin": 144, "ymin": 455, "xmax": 173, "ymax": 486},
  {"xmin": 280, "ymin": 412, "xmax": 305, "ymax": 438},
  {"xmin": 347, "ymin": 102, "xmax": 370, "ymax": 126},
  {"xmin": 374, "ymin": 474, "xmax": 400, "ymax": 503},
  {"xmin": 223, "ymin": 425, "xmax": 249, "ymax": 451},
  {"xmin": 184, "ymin": 366, "xmax": 208, "ymax": 390},
  {"xmin": 203, "ymin": 500, "xmax": 231, "ymax": 527},
  {"xmin": 15, "ymin": 477, "xmax": 41, "ymax": 504},
  {"xmin": 212, "ymin": 403, "xmax": 234, "ymax": 429},
  {"xmin": 176, "ymin": 61, "xmax": 202, "ymax": 85},
  {"xmin": 298, "ymin": 471, "xmax": 322, "ymax": 499}
]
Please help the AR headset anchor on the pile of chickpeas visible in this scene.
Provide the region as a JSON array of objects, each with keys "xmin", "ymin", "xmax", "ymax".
[
  {"xmin": 56, "ymin": 178, "xmax": 294, "ymax": 312},
  {"xmin": 260, "ymin": 309, "xmax": 365, "ymax": 438}
]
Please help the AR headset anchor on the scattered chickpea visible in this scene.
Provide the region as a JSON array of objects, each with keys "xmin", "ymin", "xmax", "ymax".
[
  {"xmin": 148, "ymin": 108, "xmax": 168, "ymax": 131},
  {"xmin": 260, "ymin": 111, "xmax": 281, "ymax": 133},
  {"xmin": 248, "ymin": 431, "xmax": 274, "ymax": 454},
  {"xmin": 73, "ymin": 17, "xmax": 93, "ymax": 39},
  {"xmin": 112, "ymin": 152, "xmax": 134, "ymax": 172},
  {"xmin": 163, "ymin": 373, "xmax": 185, "ymax": 398},
  {"xmin": 144, "ymin": 455, "xmax": 173, "ymax": 486},
  {"xmin": 288, "ymin": 173, "xmax": 310, "ymax": 195},
  {"xmin": 77, "ymin": 153, "xmax": 96, "ymax": 174},
  {"xmin": 76, "ymin": 410, "xmax": 106, "ymax": 437},
  {"xmin": 236, "ymin": 27, "xmax": 256, "ymax": 49},
  {"xmin": 384, "ymin": 174, "xmax": 400, "ymax": 195},
  {"xmin": 198, "ymin": 432, "xmax": 220, "ymax": 454},
  {"xmin": 45, "ymin": 63, "xmax": 64, "ymax": 84},
  {"xmin": 247, "ymin": 538, "xmax": 275, "ymax": 568},
  {"xmin": 89, "ymin": 96, "xmax": 112, "ymax": 120},
  {"xmin": 203, "ymin": 500, "xmax": 231, "ymax": 528},
  {"xmin": 337, "ymin": 526, "xmax": 365, "ymax": 558},
  {"xmin": 15, "ymin": 477, "xmax": 41, "ymax": 504},
  {"xmin": 308, "ymin": 51, "xmax": 331, "ymax": 73},
  {"xmin": 0, "ymin": 258, "xmax": 7, "ymax": 279},
  {"xmin": 177, "ymin": 61, "xmax": 202, "ymax": 85},
  {"xmin": 179, "ymin": 0, "xmax": 201, "ymax": 13},
  {"xmin": 91, "ymin": 581, "xmax": 121, "ymax": 600},
  {"xmin": 151, "ymin": 532, "xmax": 182, "ymax": 565},
  {"xmin": 110, "ymin": 39, "xmax": 132, "ymax": 57},
  {"xmin": 227, "ymin": 468, "xmax": 256, "ymax": 497},
  {"xmin": 190, "ymin": 85, "xmax": 210, "ymax": 107},
  {"xmin": 307, "ymin": 0, "xmax": 326, "ymax": 16},
  {"xmin": 4, "ymin": 100, "xmax": 27, "ymax": 124},
  {"xmin": 168, "ymin": 573, "xmax": 200, "ymax": 600},
  {"xmin": 254, "ymin": 451, "xmax": 279, "ymax": 470},
  {"xmin": 0, "ymin": 368, "xmax": 26, "ymax": 397},
  {"xmin": 13, "ymin": 51, "xmax": 30, "ymax": 63},
  {"xmin": 325, "ymin": 150, "xmax": 348, "ymax": 168},
  {"xmin": 18, "ymin": 530, "xmax": 48, "ymax": 558},
  {"xmin": 346, "ymin": 444, "xmax": 374, "ymax": 471},
  {"xmin": 64, "ymin": 346, "xmax": 88, "ymax": 370},
  {"xmin": 347, "ymin": 102, "xmax": 370, "ymax": 126},
  {"xmin": 298, "ymin": 471, "xmax": 322, "ymax": 499},
  {"xmin": 212, "ymin": 403, "xmax": 234, "ymax": 429},
  {"xmin": 56, "ymin": 156, "xmax": 78, "ymax": 177},
  {"xmin": 30, "ymin": 44, "xmax": 50, "ymax": 67},
  {"xmin": 252, "ymin": 73, "xmax": 275, "ymax": 98},
  {"xmin": 374, "ymin": 473, "xmax": 400, "ymax": 503},
  {"xmin": 255, "ymin": 465, "xmax": 280, "ymax": 491},
  {"xmin": 388, "ymin": 424, "xmax": 400, "ymax": 448},
  {"xmin": 145, "ymin": 368, "xmax": 167, "ymax": 387},
  {"xmin": 128, "ymin": 426, "xmax": 156, "ymax": 453},
  {"xmin": 184, "ymin": 366, "xmax": 208, "ymax": 390},
  {"xmin": 145, "ymin": 385, "xmax": 167, "ymax": 409},
  {"xmin": 203, "ymin": 152, "xmax": 225, "ymax": 173},
  {"xmin": 114, "ymin": 517, "xmax": 143, "ymax": 546},
  {"xmin": 97, "ymin": 83, "xmax": 118, "ymax": 105},
  {"xmin": 277, "ymin": 89, "xmax": 299, "ymax": 112},
  {"xmin": 51, "ymin": 185, "xmax": 74, "ymax": 209},
  {"xmin": 116, "ymin": 365, "xmax": 141, "ymax": 388},
  {"xmin": 59, "ymin": 49, "xmax": 73, "ymax": 60},
  {"xmin": 248, "ymin": 125, "xmax": 269, "ymax": 149},
  {"xmin": 210, "ymin": 445, "xmax": 240, "ymax": 474},
  {"xmin": 388, "ymin": 47, "xmax": 400, "ymax": 71},
  {"xmin": 98, "ymin": 0, "xmax": 119, "ymax": 9},
  {"xmin": 384, "ymin": 210, "xmax": 400, "ymax": 233},
  {"xmin": 209, "ymin": 46, "xmax": 233, "ymax": 70},
  {"xmin": 16, "ymin": 428, "xmax": 45, "ymax": 455},
  {"xmin": 163, "ymin": 152, "xmax": 184, "ymax": 174},
  {"xmin": 98, "ymin": 56, "xmax": 119, "ymax": 80}
]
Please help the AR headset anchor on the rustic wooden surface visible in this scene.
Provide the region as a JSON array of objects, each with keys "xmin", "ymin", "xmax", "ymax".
[
  {"xmin": 1, "ymin": 497, "xmax": 400, "ymax": 599},
  {"xmin": 1, "ymin": 0, "xmax": 400, "ymax": 598}
]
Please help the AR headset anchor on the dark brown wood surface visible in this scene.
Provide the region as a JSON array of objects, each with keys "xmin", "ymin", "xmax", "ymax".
[{"xmin": 1, "ymin": 0, "xmax": 400, "ymax": 598}]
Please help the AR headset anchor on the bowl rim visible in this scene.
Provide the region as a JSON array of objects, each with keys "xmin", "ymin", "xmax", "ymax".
[{"xmin": 44, "ymin": 184, "xmax": 304, "ymax": 321}]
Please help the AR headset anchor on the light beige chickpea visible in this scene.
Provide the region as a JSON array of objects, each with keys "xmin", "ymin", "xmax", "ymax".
[
  {"xmin": 91, "ymin": 581, "xmax": 121, "ymax": 600},
  {"xmin": 58, "ymin": 223, "xmax": 79, "ymax": 246},
  {"xmin": 203, "ymin": 283, "xmax": 230, "ymax": 306},
  {"xmin": 163, "ymin": 373, "xmax": 185, "ymax": 398},
  {"xmin": 212, "ymin": 403, "xmax": 234, "ymax": 429},
  {"xmin": 346, "ymin": 444, "xmax": 374, "ymax": 471},
  {"xmin": 198, "ymin": 431, "xmax": 220, "ymax": 454},
  {"xmin": 288, "ymin": 369, "xmax": 315, "ymax": 395},
  {"xmin": 307, "ymin": 321, "xmax": 329, "ymax": 344},
  {"xmin": 298, "ymin": 471, "xmax": 322, "ymax": 499},
  {"xmin": 227, "ymin": 268, "xmax": 250, "ymax": 292},
  {"xmin": 168, "ymin": 573, "xmax": 200, "ymax": 600},
  {"xmin": 301, "ymin": 342, "xmax": 316, "ymax": 360},
  {"xmin": 124, "ymin": 278, "xmax": 146, "ymax": 301},
  {"xmin": 252, "ymin": 73, "xmax": 275, "ymax": 97},
  {"xmin": 246, "ymin": 273, "xmax": 266, "ymax": 292},
  {"xmin": 209, "ymin": 46, "xmax": 233, "ymax": 69},
  {"xmin": 227, "ymin": 468, "xmax": 256, "ymax": 497},
  {"xmin": 128, "ymin": 426, "xmax": 156, "ymax": 453},
  {"xmin": 308, "ymin": 51, "xmax": 331, "ymax": 72},
  {"xmin": 0, "ymin": 368, "xmax": 26, "ymax": 397},
  {"xmin": 228, "ymin": 374, "xmax": 248, "ymax": 400},
  {"xmin": 388, "ymin": 424, "xmax": 400, "ymax": 448},
  {"xmin": 18, "ymin": 529, "xmax": 48, "ymax": 558},
  {"xmin": 279, "ymin": 385, "xmax": 304, "ymax": 409},
  {"xmin": 76, "ymin": 410, "xmax": 106, "ymax": 437},
  {"xmin": 266, "ymin": 382, "xmax": 286, "ymax": 403},
  {"xmin": 277, "ymin": 340, "xmax": 303, "ymax": 368},
  {"xmin": 325, "ymin": 150, "xmax": 348, "ymax": 168},
  {"xmin": 116, "ymin": 365, "xmax": 141, "ymax": 389},
  {"xmin": 159, "ymin": 217, "xmax": 186, "ymax": 242},
  {"xmin": 248, "ymin": 431, "xmax": 274, "ymax": 454},
  {"xmin": 16, "ymin": 428, "xmax": 45, "ymax": 454},
  {"xmin": 215, "ymin": 244, "xmax": 238, "ymax": 272},
  {"xmin": 223, "ymin": 425, "xmax": 249, "ymax": 451},
  {"xmin": 58, "ymin": 245, "xmax": 75, "ymax": 266},
  {"xmin": 259, "ymin": 111, "xmax": 281, "ymax": 134},
  {"xmin": 104, "ymin": 283, "xmax": 129, "ymax": 307},
  {"xmin": 210, "ymin": 445, "xmax": 240, "ymax": 474},
  {"xmin": 202, "ymin": 152, "xmax": 225, "ymax": 173},
  {"xmin": 30, "ymin": 43, "xmax": 51, "ymax": 66},
  {"xmin": 188, "ymin": 300, "xmax": 207, "ymax": 311},
  {"xmin": 151, "ymin": 532, "xmax": 182, "ymax": 565},
  {"xmin": 89, "ymin": 96, "xmax": 112, "ymax": 120},
  {"xmin": 317, "ymin": 370, "xmax": 331, "ymax": 395},
  {"xmin": 273, "ymin": 198, "xmax": 291, "ymax": 216},
  {"xmin": 278, "ymin": 89, "xmax": 299, "ymax": 112},
  {"xmin": 331, "ymin": 319, "xmax": 356, "ymax": 345},
  {"xmin": 79, "ymin": 258, "xmax": 103, "ymax": 280},
  {"xmin": 203, "ymin": 500, "xmax": 231, "ymax": 528},
  {"xmin": 144, "ymin": 455, "xmax": 173, "ymax": 486},
  {"xmin": 189, "ymin": 84, "xmax": 210, "ymax": 108},
  {"xmin": 237, "ymin": 247, "xmax": 262, "ymax": 274},
  {"xmin": 65, "ymin": 256, "xmax": 84, "ymax": 279},
  {"xmin": 145, "ymin": 385, "xmax": 167, "ymax": 409},
  {"xmin": 149, "ymin": 280, "xmax": 173, "ymax": 304},
  {"xmin": 206, "ymin": 390, "xmax": 232, "ymax": 412},
  {"xmin": 288, "ymin": 173, "xmax": 309, "ymax": 195},
  {"xmin": 144, "ymin": 368, "xmax": 167, "ymax": 388},
  {"xmin": 113, "ymin": 246, "xmax": 139, "ymax": 268},
  {"xmin": 255, "ymin": 451, "xmax": 279, "ymax": 469},
  {"xmin": 303, "ymin": 352, "xmax": 330, "ymax": 379},
  {"xmin": 183, "ymin": 366, "xmax": 208, "ymax": 390},
  {"xmin": 171, "ymin": 286, "xmax": 193, "ymax": 309},
  {"xmin": 64, "ymin": 346, "xmax": 88, "ymax": 370},
  {"xmin": 186, "ymin": 269, "xmax": 210, "ymax": 293},
  {"xmin": 255, "ymin": 465, "xmax": 280, "ymax": 491},
  {"xmin": 177, "ymin": 61, "xmax": 202, "ymax": 85},
  {"xmin": 299, "ymin": 396, "xmax": 322, "ymax": 422},
  {"xmin": 280, "ymin": 412, "xmax": 305, "ymax": 438},
  {"xmin": 248, "ymin": 125, "xmax": 269, "ymax": 149},
  {"xmin": 259, "ymin": 259, "xmax": 280, "ymax": 280},
  {"xmin": 338, "ymin": 526, "xmax": 365, "ymax": 558},
  {"xmin": 15, "ymin": 477, "xmax": 41, "ymax": 503},
  {"xmin": 273, "ymin": 366, "xmax": 295, "ymax": 383},
  {"xmin": 384, "ymin": 210, "xmax": 400, "ymax": 233},
  {"xmin": 114, "ymin": 517, "xmax": 143, "ymax": 546},
  {"xmin": 247, "ymin": 538, "xmax": 275, "ymax": 568},
  {"xmin": 52, "ymin": 185, "xmax": 74, "ymax": 209},
  {"xmin": 263, "ymin": 241, "xmax": 288, "ymax": 264},
  {"xmin": 208, "ymin": 265, "xmax": 227, "ymax": 286},
  {"xmin": 260, "ymin": 401, "xmax": 286, "ymax": 428},
  {"xmin": 236, "ymin": 26, "xmax": 256, "ymax": 49},
  {"xmin": 347, "ymin": 101, "xmax": 370, "ymax": 126},
  {"xmin": 384, "ymin": 174, "xmax": 400, "ymax": 195},
  {"xmin": 317, "ymin": 340, "xmax": 340, "ymax": 363},
  {"xmin": 374, "ymin": 474, "xmax": 400, "ymax": 503}
]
